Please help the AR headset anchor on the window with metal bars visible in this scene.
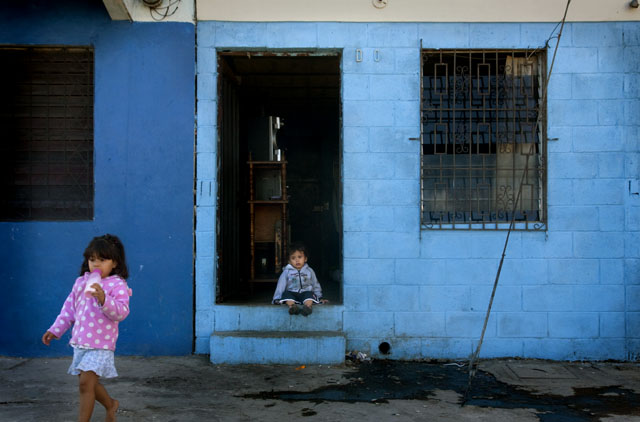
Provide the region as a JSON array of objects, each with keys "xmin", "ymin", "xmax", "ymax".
[
  {"xmin": 0, "ymin": 46, "xmax": 94, "ymax": 221},
  {"xmin": 421, "ymin": 49, "xmax": 547, "ymax": 230}
]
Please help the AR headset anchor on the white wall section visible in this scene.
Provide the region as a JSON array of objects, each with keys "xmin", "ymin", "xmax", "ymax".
[{"xmin": 198, "ymin": 0, "xmax": 640, "ymax": 22}]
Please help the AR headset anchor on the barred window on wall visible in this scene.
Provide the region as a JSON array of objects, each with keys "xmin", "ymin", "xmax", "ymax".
[
  {"xmin": 421, "ymin": 49, "xmax": 547, "ymax": 230},
  {"xmin": 0, "ymin": 46, "xmax": 94, "ymax": 221}
]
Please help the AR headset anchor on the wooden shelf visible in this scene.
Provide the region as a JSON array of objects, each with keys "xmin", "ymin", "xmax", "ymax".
[
  {"xmin": 246, "ymin": 160, "xmax": 288, "ymax": 165},
  {"xmin": 248, "ymin": 200, "xmax": 288, "ymax": 204},
  {"xmin": 248, "ymin": 278, "xmax": 278, "ymax": 283},
  {"xmin": 248, "ymin": 151, "xmax": 288, "ymax": 287}
]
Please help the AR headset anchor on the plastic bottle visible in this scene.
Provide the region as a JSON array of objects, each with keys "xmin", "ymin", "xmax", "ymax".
[{"xmin": 83, "ymin": 269, "xmax": 102, "ymax": 297}]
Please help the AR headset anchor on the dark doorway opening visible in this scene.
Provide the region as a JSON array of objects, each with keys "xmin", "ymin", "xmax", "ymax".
[{"xmin": 216, "ymin": 51, "xmax": 342, "ymax": 304}]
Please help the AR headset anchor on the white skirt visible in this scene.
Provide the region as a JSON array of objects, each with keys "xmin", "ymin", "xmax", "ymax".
[{"xmin": 68, "ymin": 346, "xmax": 118, "ymax": 378}]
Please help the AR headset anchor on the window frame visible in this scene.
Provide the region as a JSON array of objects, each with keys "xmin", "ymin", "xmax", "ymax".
[
  {"xmin": 0, "ymin": 45, "xmax": 95, "ymax": 222},
  {"xmin": 420, "ymin": 48, "xmax": 547, "ymax": 231}
]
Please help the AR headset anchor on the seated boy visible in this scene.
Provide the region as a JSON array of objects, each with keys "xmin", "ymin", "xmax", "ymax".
[{"xmin": 272, "ymin": 243, "xmax": 327, "ymax": 316}]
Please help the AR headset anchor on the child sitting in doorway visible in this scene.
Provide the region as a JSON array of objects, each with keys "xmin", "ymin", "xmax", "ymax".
[{"xmin": 272, "ymin": 242, "xmax": 328, "ymax": 316}]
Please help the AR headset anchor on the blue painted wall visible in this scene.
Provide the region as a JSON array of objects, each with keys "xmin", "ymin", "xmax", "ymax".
[
  {"xmin": 0, "ymin": 1, "xmax": 195, "ymax": 356},
  {"xmin": 196, "ymin": 21, "xmax": 640, "ymax": 361}
]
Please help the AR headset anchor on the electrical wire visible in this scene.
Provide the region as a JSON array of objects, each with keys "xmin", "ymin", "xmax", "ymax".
[
  {"xmin": 461, "ymin": 0, "xmax": 572, "ymax": 407},
  {"xmin": 149, "ymin": 0, "xmax": 181, "ymax": 21}
]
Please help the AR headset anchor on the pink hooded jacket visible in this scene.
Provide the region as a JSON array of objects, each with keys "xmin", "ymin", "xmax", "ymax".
[{"xmin": 48, "ymin": 273, "xmax": 132, "ymax": 351}]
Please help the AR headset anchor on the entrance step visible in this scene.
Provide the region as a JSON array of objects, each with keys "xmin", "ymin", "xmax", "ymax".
[
  {"xmin": 210, "ymin": 330, "xmax": 345, "ymax": 364},
  {"xmin": 210, "ymin": 305, "xmax": 345, "ymax": 364},
  {"xmin": 212, "ymin": 305, "xmax": 343, "ymax": 332}
]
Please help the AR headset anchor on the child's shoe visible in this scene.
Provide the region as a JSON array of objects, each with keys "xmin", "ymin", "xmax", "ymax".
[
  {"xmin": 288, "ymin": 305, "xmax": 300, "ymax": 315},
  {"xmin": 300, "ymin": 306, "xmax": 313, "ymax": 317}
]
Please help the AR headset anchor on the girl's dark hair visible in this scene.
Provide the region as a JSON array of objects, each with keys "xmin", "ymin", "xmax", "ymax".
[
  {"xmin": 288, "ymin": 242, "xmax": 307, "ymax": 258},
  {"xmin": 80, "ymin": 234, "xmax": 129, "ymax": 279}
]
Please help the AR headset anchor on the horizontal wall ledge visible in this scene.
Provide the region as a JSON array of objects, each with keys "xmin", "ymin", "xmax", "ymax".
[{"xmin": 197, "ymin": 0, "xmax": 640, "ymax": 23}]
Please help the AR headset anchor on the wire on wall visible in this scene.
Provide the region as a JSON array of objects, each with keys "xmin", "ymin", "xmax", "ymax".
[
  {"xmin": 461, "ymin": 0, "xmax": 572, "ymax": 407},
  {"xmin": 146, "ymin": 0, "xmax": 181, "ymax": 21}
]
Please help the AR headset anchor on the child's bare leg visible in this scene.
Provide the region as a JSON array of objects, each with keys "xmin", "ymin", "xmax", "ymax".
[
  {"xmin": 95, "ymin": 381, "xmax": 118, "ymax": 422},
  {"xmin": 300, "ymin": 299, "xmax": 314, "ymax": 316},
  {"xmin": 78, "ymin": 371, "xmax": 98, "ymax": 422},
  {"xmin": 285, "ymin": 300, "xmax": 301, "ymax": 315}
]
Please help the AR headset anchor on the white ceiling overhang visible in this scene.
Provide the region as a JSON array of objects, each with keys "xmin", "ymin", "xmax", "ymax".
[{"xmin": 102, "ymin": 0, "xmax": 132, "ymax": 21}]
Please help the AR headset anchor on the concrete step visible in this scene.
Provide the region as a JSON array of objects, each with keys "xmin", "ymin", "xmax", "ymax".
[
  {"xmin": 213, "ymin": 305, "xmax": 343, "ymax": 332},
  {"xmin": 210, "ymin": 330, "xmax": 345, "ymax": 364}
]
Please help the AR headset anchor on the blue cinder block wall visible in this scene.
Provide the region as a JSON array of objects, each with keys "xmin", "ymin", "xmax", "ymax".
[
  {"xmin": 196, "ymin": 21, "xmax": 640, "ymax": 361},
  {"xmin": 0, "ymin": 0, "xmax": 195, "ymax": 357}
]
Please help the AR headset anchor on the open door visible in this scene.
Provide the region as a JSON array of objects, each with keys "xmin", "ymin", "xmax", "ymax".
[
  {"xmin": 216, "ymin": 65, "xmax": 242, "ymax": 300},
  {"xmin": 216, "ymin": 51, "xmax": 342, "ymax": 304}
]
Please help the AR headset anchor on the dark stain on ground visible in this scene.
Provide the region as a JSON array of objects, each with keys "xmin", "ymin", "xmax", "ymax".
[
  {"xmin": 244, "ymin": 360, "xmax": 640, "ymax": 422},
  {"xmin": 300, "ymin": 407, "xmax": 317, "ymax": 416}
]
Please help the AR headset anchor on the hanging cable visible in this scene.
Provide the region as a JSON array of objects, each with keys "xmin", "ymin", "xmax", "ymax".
[
  {"xmin": 461, "ymin": 0, "xmax": 572, "ymax": 406},
  {"xmin": 148, "ymin": 0, "xmax": 181, "ymax": 21}
]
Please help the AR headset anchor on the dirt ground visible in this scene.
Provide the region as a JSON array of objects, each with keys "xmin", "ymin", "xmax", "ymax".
[{"xmin": 2, "ymin": 355, "xmax": 640, "ymax": 421}]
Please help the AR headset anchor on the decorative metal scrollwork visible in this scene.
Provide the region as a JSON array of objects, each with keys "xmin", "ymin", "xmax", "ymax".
[
  {"xmin": 421, "ymin": 50, "xmax": 547, "ymax": 230},
  {"xmin": 496, "ymin": 185, "xmax": 515, "ymax": 210}
]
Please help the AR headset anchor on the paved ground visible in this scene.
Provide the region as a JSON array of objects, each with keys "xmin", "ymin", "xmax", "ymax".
[{"xmin": 2, "ymin": 355, "xmax": 640, "ymax": 421}]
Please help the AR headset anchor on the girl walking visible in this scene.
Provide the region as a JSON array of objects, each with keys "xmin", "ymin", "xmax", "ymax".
[{"xmin": 42, "ymin": 234, "xmax": 132, "ymax": 422}]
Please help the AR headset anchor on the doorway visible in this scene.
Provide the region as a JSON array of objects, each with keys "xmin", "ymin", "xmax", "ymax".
[{"xmin": 215, "ymin": 51, "xmax": 342, "ymax": 304}]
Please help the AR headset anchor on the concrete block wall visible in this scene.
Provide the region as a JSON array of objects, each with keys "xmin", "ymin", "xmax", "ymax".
[
  {"xmin": 0, "ymin": 2, "xmax": 196, "ymax": 357},
  {"xmin": 196, "ymin": 21, "xmax": 640, "ymax": 361}
]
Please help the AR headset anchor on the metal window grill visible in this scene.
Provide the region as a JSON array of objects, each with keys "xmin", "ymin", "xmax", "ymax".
[
  {"xmin": 421, "ymin": 49, "xmax": 547, "ymax": 230},
  {"xmin": 0, "ymin": 46, "xmax": 94, "ymax": 221}
]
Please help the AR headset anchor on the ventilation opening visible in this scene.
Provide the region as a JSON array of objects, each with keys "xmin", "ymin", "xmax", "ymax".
[{"xmin": 378, "ymin": 342, "xmax": 391, "ymax": 355}]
